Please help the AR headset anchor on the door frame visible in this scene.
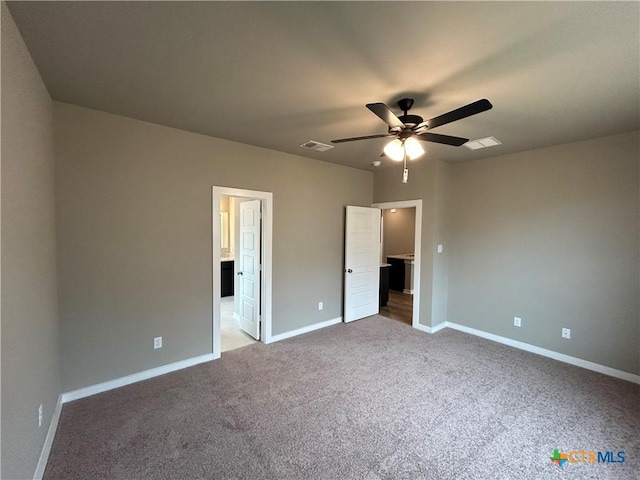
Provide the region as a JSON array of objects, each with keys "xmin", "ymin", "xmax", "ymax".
[
  {"xmin": 212, "ymin": 186, "xmax": 273, "ymax": 359},
  {"xmin": 372, "ymin": 199, "xmax": 422, "ymax": 328}
]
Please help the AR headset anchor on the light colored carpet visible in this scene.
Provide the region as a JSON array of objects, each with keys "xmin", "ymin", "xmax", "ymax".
[{"xmin": 44, "ymin": 316, "xmax": 639, "ymax": 479}]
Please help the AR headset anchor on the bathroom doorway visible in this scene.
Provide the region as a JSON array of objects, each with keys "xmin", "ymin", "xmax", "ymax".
[
  {"xmin": 219, "ymin": 196, "xmax": 260, "ymax": 352},
  {"xmin": 212, "ymin": 187, "xmax": 273, "ymax": 359},
  {"xmin": 372, "ymin": 200, "xmax": 422, "ymax": 328}
]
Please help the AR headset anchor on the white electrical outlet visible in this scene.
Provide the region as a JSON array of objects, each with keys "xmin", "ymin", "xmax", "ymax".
[
  {"xmin": 154, "ymin": 336, "xmax": 163, "ymax": 349},
  {"xmin": 437, "ymin": 244, "xmax": 444, "ymax": 253},
  {"xmin": 38, "ymin": 404, "xmax": 43, "ymax": 427},
  {"xmin": 514, "ymin": 317, "xmax": 522, "ymax": 327},
  {"xmin": 318, "ymin": 302, "xmax": 323, "ymax": 311},
  {"xmin": 562, "ymin": 328, "xmax": 571, "ymax": 339}
]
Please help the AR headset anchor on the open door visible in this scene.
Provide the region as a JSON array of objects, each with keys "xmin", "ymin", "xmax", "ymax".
[
  {"xmin": 238, "ymin": 199, "xmax": 261, "ymax": 339},
  {"xmin": 344, "ymin": 206, "xmax": 381, "ymax": 322}
]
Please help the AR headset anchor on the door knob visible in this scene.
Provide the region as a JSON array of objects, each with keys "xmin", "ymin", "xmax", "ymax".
[
  {"xmin": 347, "ymin": 269, "xmax": 353, "ymax": 273},
  {"xmin": 237, "ymin": 271, "xmax": 243, "ymax": 276}
]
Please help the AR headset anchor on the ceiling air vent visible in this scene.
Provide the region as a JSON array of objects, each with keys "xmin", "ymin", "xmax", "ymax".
[
  {"xmin": 464, "ymin": 136, "xmax": 502, "ymax": 150},
  {"xmin": 300, "ymin": 140, "xmax": 334, "ymax": 152}
]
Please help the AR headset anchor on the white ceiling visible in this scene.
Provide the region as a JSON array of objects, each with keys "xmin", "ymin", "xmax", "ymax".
[{"xmin": 7, "ymin": 1, "xmax": 639, "ymax": 171}]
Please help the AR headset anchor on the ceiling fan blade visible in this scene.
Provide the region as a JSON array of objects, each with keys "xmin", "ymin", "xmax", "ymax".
[
  {"xmin": 416, "ymin": 132, "xmax": 469, "ymax": 147},
  {"xmin": 331, "ymin": 133, "xmax": 395, "ymax": 144},
  {"xmin": 366, "ymin": 103, "xmax": 405, "ymax": 129},
  {"xmin": 417, "ymin": 99, "xmax": 493, "ymax": 130}
]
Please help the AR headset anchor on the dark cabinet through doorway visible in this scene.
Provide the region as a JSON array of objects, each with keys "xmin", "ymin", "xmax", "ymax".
[
  {"xmin": 221, "ymin": 260, "xmax": 234, "ymax": 297},
  {"xmin": 387, "ymin": 257, "xmax": 405, "ymax": 292}
]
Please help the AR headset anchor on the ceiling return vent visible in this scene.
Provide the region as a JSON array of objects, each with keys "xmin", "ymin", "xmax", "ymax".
[
  {"xmin": 300, "ymin": 140, "xmax": 334, "ymax": 152},
  {"xmin": 464, "ymin": 136, "xmax": 502, "ymax": 150}
]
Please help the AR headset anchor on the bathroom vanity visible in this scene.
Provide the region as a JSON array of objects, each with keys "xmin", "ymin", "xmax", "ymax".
[{"xmin": 221, "ymin": 257, "xmax": 234, "ymax": 297}]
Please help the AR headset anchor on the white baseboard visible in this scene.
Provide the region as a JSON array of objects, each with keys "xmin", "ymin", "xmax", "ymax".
[
  {"xmin": 33, "ymin": 395, "xmax": 63, "ymax": 480},
  {"xmin": 445, "ymin": 322, "xmax": 640, "ymax": 384},
  {"xmin": 35, "ymin": 353, "xmax": 215, "ymax": 478},
  {"xmin": 34, "ymin": 318, "xmax": 636, "ymax": 479},
  {"xmin": 61, "ymin": 353, "xmax": 215, "ymax": 403},
  {"xmin": 268, "ymin": 317, "xmax": 343, "ymax": 343},
  {"xmin": 411, "ymin": 320, "xmax": 638, "ymax": 384},
  {"xmin": 413, "ymin": 321, "xmax": 447, "ymax": 334},
  {"xmin": 38, "ymin": 318, "xmax": 341, "ymax": 475}
]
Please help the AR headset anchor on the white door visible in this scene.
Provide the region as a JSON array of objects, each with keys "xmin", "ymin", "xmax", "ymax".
[
  {"xmin": 238, "ymin": 200, "xmax": 261, "ymax": 339},
  {"xmin": 344, "ymin": 206, "xmax": 381, "ymax": 322}
]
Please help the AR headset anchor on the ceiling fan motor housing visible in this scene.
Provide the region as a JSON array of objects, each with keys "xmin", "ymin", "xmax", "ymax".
[
  {"xmin": 398, "ymin": 114, "xmax": 423, "ymax": 127},
  {"xmin": 395, "ymin": 98, "xmax": 423, "ymax": 128}
]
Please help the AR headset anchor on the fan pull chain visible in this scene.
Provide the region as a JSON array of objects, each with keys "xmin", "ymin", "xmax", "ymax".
[{"xmin": 402, "ymin": 149, "xmax": 409, "ymax": 183}]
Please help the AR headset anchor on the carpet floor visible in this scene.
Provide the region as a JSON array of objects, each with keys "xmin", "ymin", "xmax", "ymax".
[{"xmin": 44, "ymin": 316, "xmax": 639, "ymax": 480}]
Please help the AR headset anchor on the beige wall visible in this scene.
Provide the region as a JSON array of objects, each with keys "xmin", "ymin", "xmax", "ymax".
[
  {"xmin": 374, "ymin": 132, "xmax": 639, "ymax": 375},
  {"xmin": 1, "ymin": 4, "xmax": 62, "ymax": 478},
  {"xmin": 431, "ymin": 160, "xmax": 452, "ymax": 327},
  {"xmin": 53, "ymin": 102, "xmax": 373, "ymax": 391},
  {"xmin": 447, "ymin": 131, "xmax": 639, "ymax": 374},
  {"xmin": 382, "ymin": 207, "xmax": 415, "ymax": 258}
]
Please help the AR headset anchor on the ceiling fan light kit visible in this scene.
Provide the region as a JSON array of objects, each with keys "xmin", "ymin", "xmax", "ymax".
[
  {"xmin": 383, "ymin": 137, "xmax": 425, "ymax": 162},
  {"xmin": 383, "ymin": 139, "xmax": 404, "ymax": 161},
  {"xmin": 403, "ymin": 137, "xmax": 425, "ymax": 160},
  {"xmin": 332, "ymin": 97, "xmax": 493, "ymax": 183}
]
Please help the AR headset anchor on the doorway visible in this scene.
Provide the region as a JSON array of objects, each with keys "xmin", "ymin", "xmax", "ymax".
[
  {"xmin": 212, "ymin": 187, "xmax": 273, "ymax": 359},
  {"xmin": 372, "ymin": 200, "xmax": 422, "ymax": 328},
  {"xmin": 219, "ymin": 197, "xmax": 260, "ymax": 352}
]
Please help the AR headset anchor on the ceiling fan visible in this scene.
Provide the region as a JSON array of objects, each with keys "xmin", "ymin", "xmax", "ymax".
[{"xmin": 331, "ymin": 98, "xmax": 493, "ymax": 183}]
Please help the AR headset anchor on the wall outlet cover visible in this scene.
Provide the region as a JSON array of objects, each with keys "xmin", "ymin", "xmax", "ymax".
[
  {"xmin": 514, "ymin": 317, "xmax": 522, "ymax": 327},
  {"xmin": 154, "ymin": 336, "xmax": 163, "ymax": 349},
  {"xmin": 562, "ymin": 328, "xmax": 571, "ymax": 339}
]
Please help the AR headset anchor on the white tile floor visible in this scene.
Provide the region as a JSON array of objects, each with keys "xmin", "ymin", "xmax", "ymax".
[{"xmin": 221, "ymin": 296, "xmax": 257, "ymax": 352}]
